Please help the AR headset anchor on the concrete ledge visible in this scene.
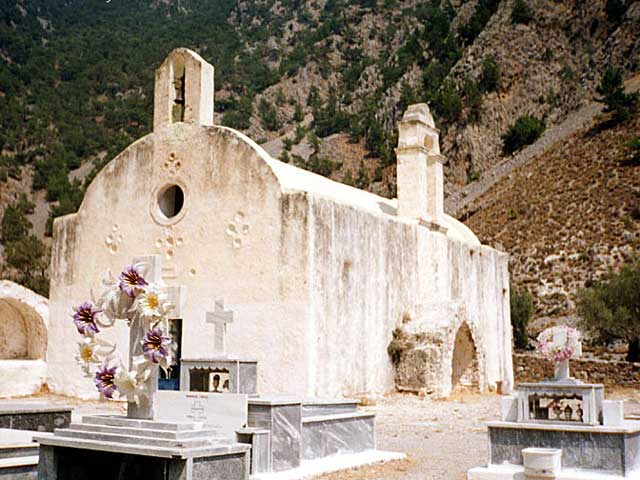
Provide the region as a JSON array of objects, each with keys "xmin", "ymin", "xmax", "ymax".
[
  {"xmin": 0, "ymin": 456, "xmax": 39, "ymax": 469},
  {"xmin": 302, "ymin": 412, "xmax": 375, "ymax": 424},
  {"xmin": 0, "ymin": 361, "xmax": 47, "ymax": 399},
  {"xmin": 488, "ymin": 420, "xmax": 640, "ymax": 434},
  {"xmin": 34, "ymin": 434, "xmax": 250, "ymax": 459}
]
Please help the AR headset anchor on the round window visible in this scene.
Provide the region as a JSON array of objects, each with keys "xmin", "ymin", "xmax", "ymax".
[{"xmin": 157, "ymin": 184, "xmax": 185, "ymax": 219}]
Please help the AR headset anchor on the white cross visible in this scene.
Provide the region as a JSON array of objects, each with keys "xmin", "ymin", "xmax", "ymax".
[
  {"xmin": 206, "ymin": 300, "xmax": 234, "ymax": 356},
  {"xmin": 127, "ymin": 254, "xmax": 183, "ymax": 419}
]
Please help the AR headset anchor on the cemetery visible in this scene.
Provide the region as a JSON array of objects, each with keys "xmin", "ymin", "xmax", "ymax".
[{"xmin": 0, "ymin": 47, "xmax": 638, "ymax": 480}]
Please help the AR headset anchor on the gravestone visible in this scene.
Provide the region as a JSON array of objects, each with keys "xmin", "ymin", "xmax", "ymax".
[
  {"xmin": 180, "ymin": 302, "xmax": 258, "ymax": 395},
  {"xmin": 156, "ymin": 391, "xmax": 248, "ymax": 437}
]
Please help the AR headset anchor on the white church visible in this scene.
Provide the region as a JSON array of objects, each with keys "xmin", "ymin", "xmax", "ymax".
[{"xmin": 38, "ymin": 48, "xmax": 513, "ymax": 399}]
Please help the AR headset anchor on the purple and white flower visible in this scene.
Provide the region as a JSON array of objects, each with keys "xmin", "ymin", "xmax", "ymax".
[
  {"xmin": 72, "ymin": 302, "xmax": 101, "ymax": 336},
  {"xmin": 141, "ymin": 327, "xmax": 172, "ymax": 365},
  {"xmin": 119, "ymin": 264, "xmax": 148, "ymax": 297},
  {"xmin": 94, "ymin": 364, "xmax": 118, "ymax": 399},
  {"xmin": 535, "ymin": 326, "xmax": 581, "ymax": 363}
]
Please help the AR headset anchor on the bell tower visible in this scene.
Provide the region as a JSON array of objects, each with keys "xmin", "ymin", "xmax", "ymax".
[{"xmin": 153, "ymin": 48, "xmax": 214, "ymax": 131}]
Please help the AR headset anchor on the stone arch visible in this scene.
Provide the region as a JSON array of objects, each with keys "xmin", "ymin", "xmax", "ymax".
[
  {"xmin": 0, "ymin": 281, "xmax": 48, "ymax": 360},
  {"xmin": 451, "ymin": 321, "xmax": 479, "ymax": 391}
]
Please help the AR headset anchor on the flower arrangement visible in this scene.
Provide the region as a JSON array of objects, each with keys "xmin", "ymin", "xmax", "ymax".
[
  {"xmin": 535, "ymin": 325, "xmax": 581, "ymax": 363},
  {"xmin": 72, "ymin": 263, "xmax": 175, "ymax": 403}
]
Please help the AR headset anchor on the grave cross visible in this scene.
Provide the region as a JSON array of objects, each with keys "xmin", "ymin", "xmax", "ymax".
[
  {"xmin": 127, "ymin": 254, "xmax": 184, "ymax": 420},
  {"xmin": 551, "ymin": 329, "xmax": 582, "ymax": 382},
  {"xmin": 206, "ymin": 300, "xmax": 234, "ymax": 356}
]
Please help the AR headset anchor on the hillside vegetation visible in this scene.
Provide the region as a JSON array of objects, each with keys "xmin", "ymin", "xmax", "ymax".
[
  {"xmin": 466, "ymin": 108, "xmax": 640, "ymax": 321},
  {"xmin": 0, "ymin": 0, "xmax": 639, "ymax": 297}
]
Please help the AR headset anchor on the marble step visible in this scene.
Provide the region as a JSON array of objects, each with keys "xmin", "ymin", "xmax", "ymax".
[
  {"xmin": 82, "ymin": 415, "xmax": 204, "ymax": 432},
  {"xmin": 53, "ymin": 428, "xmax": 226, "ymax": 449},
  {"xmin": 68, "ymin": 422, "xmax": 222, "ymax": 441},
  {"xmin": 34, "ymin": 433, "xmax": 251, "ymax": 460},
  {"xmin": 301, "ymin": 411, "xmax": 375, "ymax": 460},
  {"xmin": 0, "ymin": 445, "xmax": 38, "ymax": 460},
  {"xmin": 0, "ymin": 455, "xmax": 39, "ymax": 479},
  {"xmin": 301, "ymin": 399, "xmax": 360, "ymax": 417}
]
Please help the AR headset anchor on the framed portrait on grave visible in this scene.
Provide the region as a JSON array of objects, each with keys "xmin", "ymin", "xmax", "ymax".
[{"xmin": 208, "ymin": 369, "xmax": 230, "ymax": 393}]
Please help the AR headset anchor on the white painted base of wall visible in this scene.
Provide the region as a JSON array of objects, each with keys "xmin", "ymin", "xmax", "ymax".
[
  {"xmin": 253, "ymin": 450, "xmax": 405, "ymax": 480},
  {"xmin": 467, "ymin": 464, "xmax": 632, "ymax": 480},
  {"xmin": 0, "ymin": 360, "xmax": 47, "ymax": 398}
]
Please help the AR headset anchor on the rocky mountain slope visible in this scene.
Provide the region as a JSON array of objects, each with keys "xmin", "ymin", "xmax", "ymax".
[
  {"xmin": 466, "ymin": 107, "xmax": 640, "ymax": 318},
  {"xmin": 0, "ymin": 0, "xmax": 639, "ymax": 303}
]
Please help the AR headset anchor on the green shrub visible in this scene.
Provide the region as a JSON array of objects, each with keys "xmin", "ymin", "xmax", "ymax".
[
  {"xmin": 259, "ymin": 99, "xmax": 281, "ymax": 131},
  {"xmin": 293, "ymin": 125, "xmax": 307, "ymax": 144},
  {"xmin": 433, "ymin": 81, "xmax": 463, "ymax": 126},
  {"xmin": 480, "ymin": 56, "xmax": 501, "ymax": 93},
  {"xmin": 462, "ymin": 77, "xmax": 483, "ymax": 123},
  {"xmin": 511, "ymin": 0, "xmax": 533, "ymax": 24},
  {"xmin": 605, "ymin": 0, "xmax": 626, "ymax": 23},
  {"xmin": 577, "ymin": 260, "xmax": 640, "ymax": 362},
  {"xmin": 458, "ymin": 0, "xmax": 500, "ymax": 45},
  {"xmin": 501, "ymin": 116, "xmax": 545, "ymax": 155},
  {"xmin": 627, "ymin": 137, "xmax": 640, "ymax": 165},
  {"xmin": 597, "ymin": 67, "xmax": 638, "ymax": 123},
  {"xmin": 4, "ymin": 234, "xmax": 49, "ymax": 296},
  {"xmin": 1, "ymin": 204, "xmax": 32, "ymax": 243},
  {"xmin": 510, "ymin": 285, "xmax": 534, "ymax": 349},
  {"xmin": 293, "ymin": 103, "xmax": 304, "ymax": 123},
  {"xmin": 222, "ymin": 96, "xmax": 253, "ymax": 130},
  {"xmin": 467, "ymin": 170, "xmax": 481, "ymax": 183}
]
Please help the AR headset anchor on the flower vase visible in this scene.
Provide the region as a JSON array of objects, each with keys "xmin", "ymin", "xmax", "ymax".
[{"xmin": 553, "ymin": 359, "xmax": 570, "ymax": 382}]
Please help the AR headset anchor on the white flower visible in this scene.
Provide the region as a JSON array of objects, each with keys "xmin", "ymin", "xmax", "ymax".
[
  {"xmin": 75, "ymin": 338, "xmax": 116, "ymax": 377},
  {"xmin": 132, "ymin": 284, "xmax": 173, "ymax": 319},
  {"xmin": 114, "ymin": 368, "xmax": 141, "ymax": 404}
]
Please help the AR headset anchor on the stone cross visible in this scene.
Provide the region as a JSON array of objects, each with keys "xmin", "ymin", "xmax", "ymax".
[
  {"xmin": 551, "ymin": 329, "xmax": 582, "ymax": 382},
  {"xmin": 206, "ymin": 300, "xmax": 234, "ymax": 356},
  {"xmin": 127, "ymin": 254, "xmax": 183, "ymax": 420}
]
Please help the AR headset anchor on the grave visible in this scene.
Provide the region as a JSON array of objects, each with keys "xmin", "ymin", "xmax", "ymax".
[
  {"xmin": 35, "ymin": 254, "xmax": 398, "ymax": 479},
  {"xmin": 179, "ymin": 300, "xmax": 258, "ymax": 395},
  {"xmin": 468, "ymin": 327, "xmax": 640, "ymax": 479},
  {"xmin": 35, "ymin": 255, "xmax": 252, "ymax": 480}
]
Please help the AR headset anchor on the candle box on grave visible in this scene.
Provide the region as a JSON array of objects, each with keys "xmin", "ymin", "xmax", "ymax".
[{"xmin": 516, "ymin": 381, "xmax": 604, "ymax": 426}]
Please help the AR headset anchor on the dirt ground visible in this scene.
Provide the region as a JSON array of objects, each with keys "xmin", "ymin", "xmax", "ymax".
[
  {"xmin": 317, "ymin": 388, "xmax": 640, "ymax": 480},
  {"xmin": 3, "ymin": 388, "xmax": 639, "ymax": 480}
]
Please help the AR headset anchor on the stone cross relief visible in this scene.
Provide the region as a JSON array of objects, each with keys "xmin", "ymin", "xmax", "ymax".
[
  {"xmin": 206, "ymin": 300, "xmax": 235, "ymax": 357},
  {"xmin": 551, "ymin": 330, "xmax": 582, "ymax": 382},
  {"xmin": 127, "ymin": 254, "xmax": 184, "ymax": 420}
]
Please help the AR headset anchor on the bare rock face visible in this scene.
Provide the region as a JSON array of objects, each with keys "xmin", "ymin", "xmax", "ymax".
[{"xmin": 388, "ymin": 328, "xmax": 442, "ymax": 395}]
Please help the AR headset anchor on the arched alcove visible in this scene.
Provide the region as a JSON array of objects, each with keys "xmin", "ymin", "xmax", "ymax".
[
  {"xmin": 0, "ymin": 298, "xmax": 47, "ymax": 360},
  {"xmin": 451, "ymin": 322, "xmax": 479, "ymax": 391}
]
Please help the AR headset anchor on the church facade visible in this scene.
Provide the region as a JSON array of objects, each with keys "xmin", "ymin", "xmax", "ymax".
[{"xmin": 47, "ymin": 49, "xmax": 513, "ymax": 399}]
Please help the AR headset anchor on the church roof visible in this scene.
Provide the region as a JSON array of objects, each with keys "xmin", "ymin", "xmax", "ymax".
[{"xmin": 219, "ymin": 127, "xmax": 481, "ymax": 246}]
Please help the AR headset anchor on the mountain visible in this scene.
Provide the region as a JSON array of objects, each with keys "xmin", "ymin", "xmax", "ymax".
[{"xmin": 0, "ymin": 0, "xmax": 638, "ymax": 302}]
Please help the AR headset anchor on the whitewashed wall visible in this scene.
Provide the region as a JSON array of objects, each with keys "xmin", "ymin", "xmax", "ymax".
[{"xmin": 48, "ymin": 124, "xmax": 513, "ymax": 399}]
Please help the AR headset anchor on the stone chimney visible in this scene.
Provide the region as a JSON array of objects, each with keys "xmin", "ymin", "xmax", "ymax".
[
  {"xmin": 396, "ymin": 103, "xmax": 446, "ymax": 226},
  {"xmin": 153, "ymin": 48, "xmax": 214, "ymax": 131}
]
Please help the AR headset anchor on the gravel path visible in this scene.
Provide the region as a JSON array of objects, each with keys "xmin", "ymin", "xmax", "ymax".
[{"xmin": 446, "ymin": 101, "xmax": 603, "ymax": 218}]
